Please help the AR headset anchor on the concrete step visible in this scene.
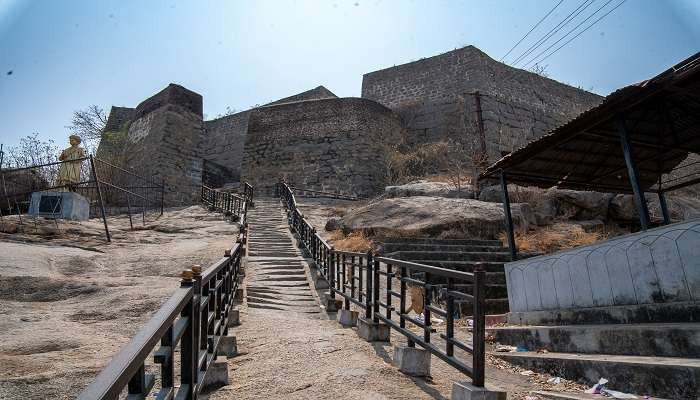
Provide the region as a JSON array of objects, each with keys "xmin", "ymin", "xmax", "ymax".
[
  {"xmin": 531, "ymin": 391, "xmax": 664, "ymax": 400},
  {"xmin": 494, "ymin": 351, "xmax": 700, "ymax": 399},
  {"xmin": 395, "ymin": 259, "xmax": 506, "ymax": 273},
  {"xmin": 379, "ymin": 238, "xmax": 503, "ymax": 247},
  {"xmin": 381, "ymin": 243, "xmax": 508, "ymax": 253},
  {"xmin": 488, "ymin": 323, "xmax": 700, "ymax": 358},
  {"xmin": 391, "ymin": 250, "xmax": 512, "ymax": 262}
]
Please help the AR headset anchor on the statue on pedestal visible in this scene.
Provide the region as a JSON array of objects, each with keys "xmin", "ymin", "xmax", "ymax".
[{"xmin": 57, "ymin": 135, "xmax": 86, "ymax": 191}]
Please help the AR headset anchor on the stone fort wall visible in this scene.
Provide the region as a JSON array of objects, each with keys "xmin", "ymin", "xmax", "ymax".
[
  {"xmin": 362, "ymin": 45, "xmax": 603, "ymax": 162},
  {"xmin": 240, "ymin": 97, "xmax": 405, "ymax": 196}
]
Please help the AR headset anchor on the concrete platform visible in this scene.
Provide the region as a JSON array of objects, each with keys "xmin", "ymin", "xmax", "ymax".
[
  {"xmin": 451, "ymin": 381, "xmax": 506, "ymax": 400},
  {"xmin": 357, "ymin": 317, "xmax": 390, "ymax": 342},
  {"xmin": 489, "ymin": 322, "xmax": 700, "ymax": 357},
  {"xmin": 393, "ymin": 345, "xmax": 430, "ymax": 376},
  {"xmin": 494, "ymin": 350, "xmax": 700, "ymax": 399}
]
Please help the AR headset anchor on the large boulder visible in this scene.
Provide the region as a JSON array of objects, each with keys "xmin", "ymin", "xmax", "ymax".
[
  {"xmin": 385, "ymin": 180, "xmax": 474, "ymax": 199},
  {"xmin": 340, "ymin": 196, "xmax": 530, "ymax": 239},
  {"xmin": 547, "ymin": 189, "xmax": 614, "ymax": 221}
]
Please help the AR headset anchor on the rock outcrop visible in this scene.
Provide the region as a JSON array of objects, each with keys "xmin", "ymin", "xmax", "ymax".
[
  {"xmin": 385, "ymin": 180, "xmax": 474, "ymax": 199},
  {"xmin": 339, "ymin": 196, "xmax": 532, "ymax": 239}
]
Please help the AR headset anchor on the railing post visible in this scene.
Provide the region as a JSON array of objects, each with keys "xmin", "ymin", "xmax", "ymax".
[
  {"xmin": 160, "ymin": 178, "xmax": 165, "ymax": 216},
  {"xmin": 472, "ymin": 262, "xmax": 486, "ymax": 387},
  {"xmin": 329, "ymin": 247, "xmax": 336, "ymax": 299},
  {"xmin": 365, "ymin": 252, "xmax": 373, "ymax": 320},
  {"xmin": 373, "ymin": 256, "xmax": 380, "ymax": 323},
  {"xmin": 191, "ymin": 265, "xmax": 202, "ymax": 384},
  {"xmin": 445, "ymin": 277, "xmax": 455, "ymax": 357},
  {"xmin": 179, "ymin": 269, "xmax": 196, "ymax": 398}
]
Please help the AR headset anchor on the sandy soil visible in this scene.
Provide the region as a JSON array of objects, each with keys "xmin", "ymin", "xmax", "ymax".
[{"xmin": 0, "ymin": 206, "xmax": 240, "ymax": 399}]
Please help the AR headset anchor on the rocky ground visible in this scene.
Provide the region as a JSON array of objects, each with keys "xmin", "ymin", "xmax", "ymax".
[{"xmin": 0, "ymin": 206, "xmax": 240, "ymax": 399}]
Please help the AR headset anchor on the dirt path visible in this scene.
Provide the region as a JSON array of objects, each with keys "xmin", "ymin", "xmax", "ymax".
[{"xmin": 0, "ymin": 206, "xmax": 240, "ymax": 399}]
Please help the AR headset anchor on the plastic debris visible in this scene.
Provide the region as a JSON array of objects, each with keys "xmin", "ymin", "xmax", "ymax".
[
  {"xmin": 467, "ymin": 318, "xmax": 474, "ymax": 327},
  {"xmin": 524, "ymin": 396, "xmax": 540, "ymax": 400},
  {"xmin": 520, "ymin": 370, "xmax": 534, "ymax": 376},
  {"xmin": 602, "ymin": 389, "xmax": 637, "ymax": 399},
  {"xmin": 547, "ymin": 376, "xmax": 561, "ymax": 384},
  {"xmin": 516, "ymin": 345, "xmax": 529, "ymax": 352},
  {"xmin": 495, "ymin": 345, "xmax": 517, "ymax": 352},
  {"xmin": 536, "ymin": 348, "xmax": 549, "ymax": 354},
  {"xmin": 585, "ymin": 377, "xmax": 609, "ymax": 394}
]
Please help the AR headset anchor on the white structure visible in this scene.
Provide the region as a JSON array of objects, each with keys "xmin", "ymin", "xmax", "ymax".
[{"xmin": 505, "ymin": 219, "xmax": 700, "ymax": 313}]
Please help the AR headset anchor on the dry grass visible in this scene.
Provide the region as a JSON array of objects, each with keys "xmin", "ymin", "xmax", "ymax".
[
  {"xmin": 500, "ymin": 222, "xmax": 617, "ymax": 254},
  {"xmin": 328, "ymin": 230, "xmax": 374, "ymax": 252}
]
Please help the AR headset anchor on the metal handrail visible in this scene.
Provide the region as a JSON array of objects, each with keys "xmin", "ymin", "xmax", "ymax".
[
  {"xmin": 277, "ymin": 181, "xmax": 487, "ymax": 387},
  {"xmin": 78, "ymin": 186, "xmax": 253, "ymax": 400}
]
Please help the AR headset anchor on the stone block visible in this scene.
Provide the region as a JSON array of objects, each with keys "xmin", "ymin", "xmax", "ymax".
[
  {"xmin": 324, "ymin": 294, "xmax": 342, "ymax": 312},
  {"xmin": 338, "ymin": 309, "xmax": 358, "ymax": 327},
  {"xmin": 219, "ymin": 335, "xmax": 237, "ymax": 358},
  {"xmin": 357, "ymin": 317, "xmax": 390, "ymax": 342},
  {"xmin": 451, "ymin": 382, "xmax": 506, "ymax": 400},
  {"xmin": 393, "ymin": 345, "xmax": 431, "ymax": 376},
  {"xmin": 227, "ymin": 309, "xmax": 240, "ymax": 327},
  {"xmin": 201, "ymin": 356, "xmax": 229, "ymax": 391}
]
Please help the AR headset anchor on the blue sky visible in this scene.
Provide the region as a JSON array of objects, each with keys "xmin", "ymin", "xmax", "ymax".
[{"xmin": 0, "ymin": 0, "xmax": 698, "ymax": 150}]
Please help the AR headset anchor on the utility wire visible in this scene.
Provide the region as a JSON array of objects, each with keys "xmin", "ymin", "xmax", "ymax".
[
  {"xmin": 511, "ymin": 0, "xmax": 596, "ymax": 66},
  {"xmin": 500, "ymin": 0, "xmax": 565, "ymax": 62},
  {"xmin": 529, "ymin": 0, "xmax": 627, "ymax": 67},
  {"xmin": 521, "ymin": 0, "xmax": 616, "ymax": 68}
]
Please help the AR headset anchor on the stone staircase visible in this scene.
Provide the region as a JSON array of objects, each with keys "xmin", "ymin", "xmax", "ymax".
[
  {"xmin": 488, "ymin": 321, "xmax": 700, "ymax": 399},
  {"xmin": 244, "ymin": 199, "xmax": 322, "ymax": 317},
  {"xmin": 378, "ymin": 238, "xmax": 511, "ymax": 315}
]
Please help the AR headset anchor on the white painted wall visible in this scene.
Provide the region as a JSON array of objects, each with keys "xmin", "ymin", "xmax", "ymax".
[{"xmin": 505, "ymin": 219, "xmax": 700, "ymax": 312}]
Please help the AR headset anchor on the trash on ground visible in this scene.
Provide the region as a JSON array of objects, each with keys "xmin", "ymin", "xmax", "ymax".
[
  {"xmin": 516, "ymin": 345, "xmax": 529, "ymax": 352},
  {"xmin": 524, "ymin": 396, "xmax": 541, "ymax": 400},
  {"xmin": 585, "ymin": 377, "xmax": 609, "ymax": 394},
  {"xmin": 495, "ymin": 345, "xmax": 517, "ymax": 352},
  {"xmin": 536, "ymin": 348, "xmax": 549, "ymax": 354},
  {"xmin": 547, "ymin": 376, "xmax": 561, "ymax": 384},
  {"xmin": 520, "ymin": 370, "xmax": 534, "ymax": 376},
  {"xmin": 602, "ymin": 389, "xmax": 637, "ymax": 399}
]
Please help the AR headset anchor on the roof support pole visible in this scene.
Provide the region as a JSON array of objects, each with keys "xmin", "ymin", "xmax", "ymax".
[
  {"xmin": 500, "ymin": 170, "xmax": 517, "ymax": 261},
  {"xmin": 658, "ymin": 191, "xmax": 670, "ymax": 225},
  {"xmin": 616, "ymin": 116, "xmax": 651, "ymax": 230}
]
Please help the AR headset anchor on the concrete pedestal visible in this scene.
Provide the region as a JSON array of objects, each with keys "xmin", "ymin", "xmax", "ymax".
[
  {"xmin": 227, "ymin": 309, "xmax": 240, "ymax": 327},
  {"xmin": 28, "ymin": 191, "xmax": 90, "ymax": 221},
  {"xmin": 451, "ymin": 382, "xmax": 506, "ymax": 400},
  {"xmin": 234, "ymin": 288, "xmax": 244, "ymax": 303},
  {"xmin": 219, "ymin": 336, "xmax": 238, "ymax": 358},
  {"xmin": 338, "ymin": 309, "xmax": 359, "ymax": 327},
  {"xmin": 201, "ymin": 356, "xmax": 229, "ymax": 391},
  {"xmin": 357, "ymin": 317, "xmax": 390, "ymax": 342},
  {"xmin": 393, "ymin": 345, "xmax": 431, "ymax": 376},
  {"xmin": 313, "ymin": 272, "xmax": 330, "ymax": 290},
  {"xmin": 324, "ymin": 294, "xmax": 342, "ymax": 312}
]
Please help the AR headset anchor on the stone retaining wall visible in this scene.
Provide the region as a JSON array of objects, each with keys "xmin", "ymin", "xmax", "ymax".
[{"xmin": 240, "ymin": 97, "xmax": 405, "ymax": 196}]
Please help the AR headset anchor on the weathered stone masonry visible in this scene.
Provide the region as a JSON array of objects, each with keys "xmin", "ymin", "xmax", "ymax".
[
  {"xmin": 240, "ymin": 97, "xmax": 405, "ymax": 197},
  {"xmin": 362, "ymin": 45, "xmax": 603, "ymax": 162}
]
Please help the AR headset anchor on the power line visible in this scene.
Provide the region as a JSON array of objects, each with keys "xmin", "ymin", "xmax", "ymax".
[
  {"xmin": 500, "ymin": 0, "xmax": 565, "ymax": 62},
  {"xmin": 510, "ymin": 0, "xmax": 596, "ymax": 66},
  {"xmin": 529, "ymin": 0, "xmax": 627, "ymax": 67},
  {"xmin": 521, "ymin": 0, "xmax": 616, "ymax": 68}
]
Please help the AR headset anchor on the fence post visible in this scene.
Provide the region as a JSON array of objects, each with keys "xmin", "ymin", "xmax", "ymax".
[
  {"xmin": 472, "ymin": 262, "xmax": 486, "ymax": 387},
  {"xmin": 89, "ymin": 155, "xmax": 111, "ymax": 242},
  {"xmin": 179, "ymin": 270, "xmax": 196, "ymax": 398},
  {"xmin": 160, "ymin": 178, "xmax": 165, "ymax": 216},
  {"xmin": 329, "ymin": 247, "xmax": 336, "ymax": 299},
  {"xmin": 365, "ymin": 251, "xmax": 373, "ymax": 320},
  {"xmin": 373, "ymin": 256, "xmax": 380, "ymax": 324},
  {"xmin": 191, "ymin": 265, "xmax": 202, "ymax": 387}
]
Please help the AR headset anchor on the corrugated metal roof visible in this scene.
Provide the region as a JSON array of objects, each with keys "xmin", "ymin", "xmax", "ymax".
[{"xmin": 480, "ymin": 52, "xmax": 700, "ymax": 194}]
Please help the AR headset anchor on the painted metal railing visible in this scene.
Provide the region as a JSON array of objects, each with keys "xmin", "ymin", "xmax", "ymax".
[
  {"xmin": 78, "ymin": 187, "xmax": 252, "ymax": 400},
  {"xmin": 201, "ymin": 183, "xmax": 253, "ymax": 221},
  {"xmin": 277, "ymin": 181, "xmax": 486, "ymax": 386},
  {"xmin": 287, "ymin": 185, "xmax": 365, "ymax": 201}
]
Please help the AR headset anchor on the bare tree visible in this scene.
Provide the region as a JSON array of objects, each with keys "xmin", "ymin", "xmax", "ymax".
[
  {"xmin": 66, "ymin": 105, "xmax": 107, "ymax": 153},
  {"xmin": 4, "ymin": 132, "xmax": 58, "ymax": 168}
]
